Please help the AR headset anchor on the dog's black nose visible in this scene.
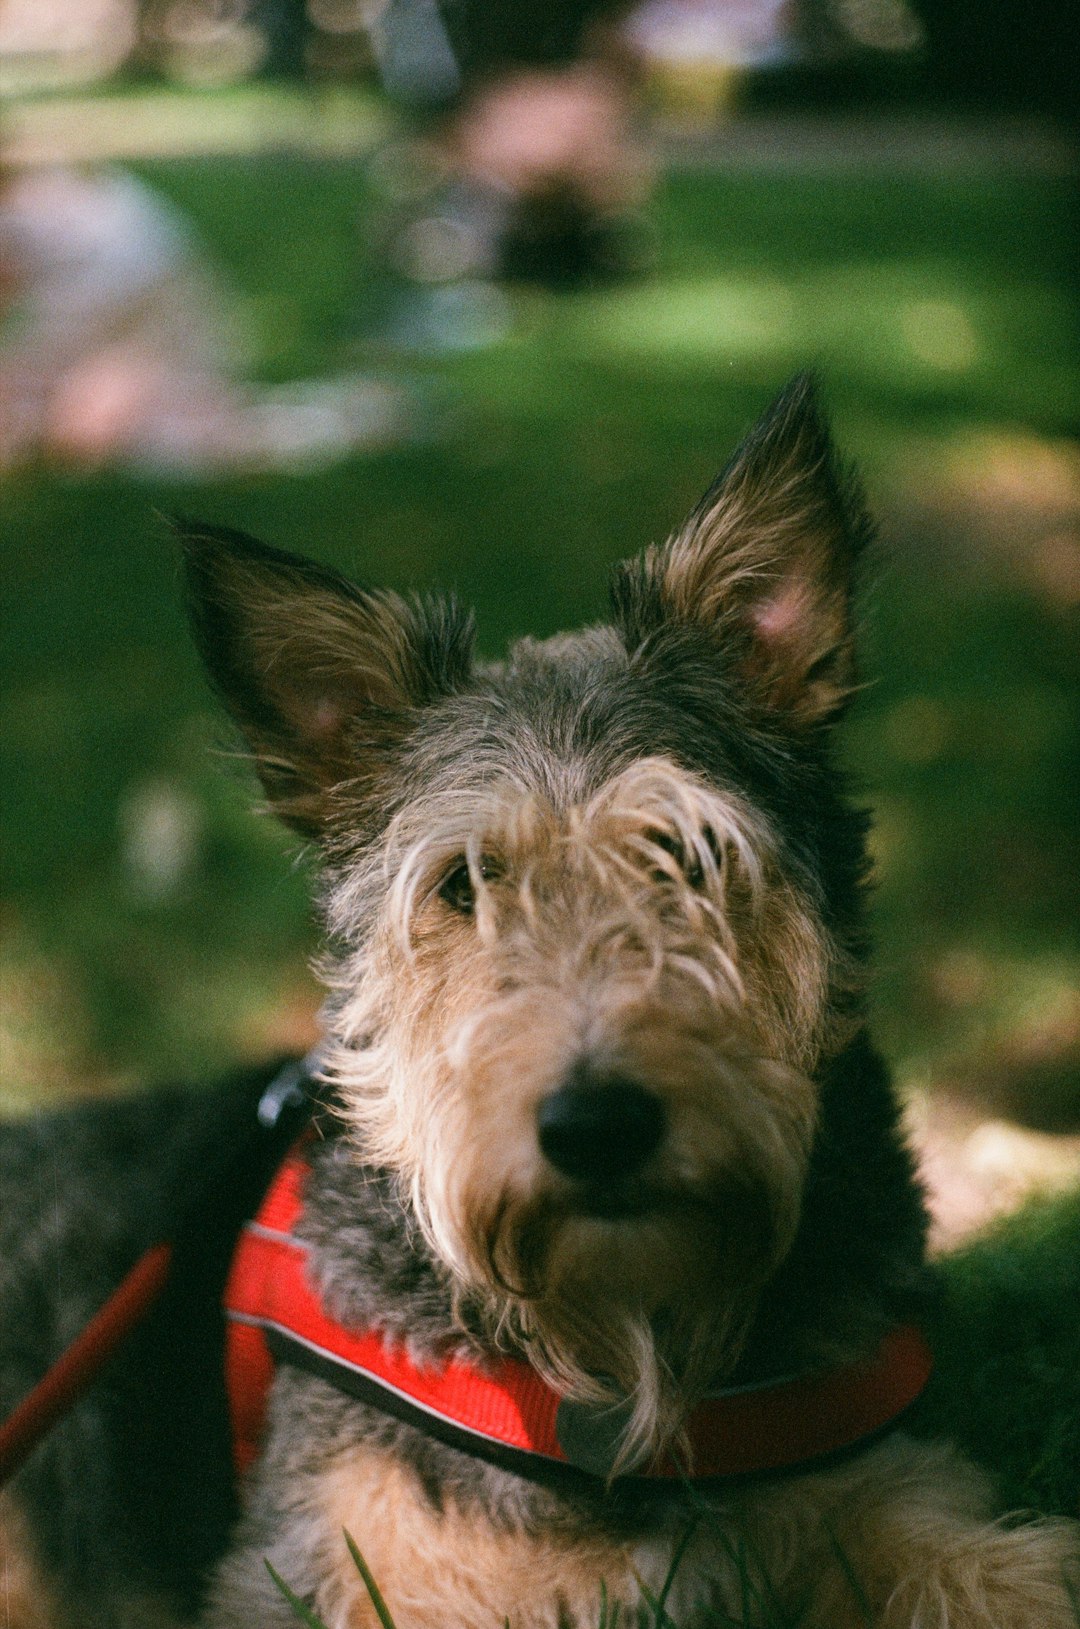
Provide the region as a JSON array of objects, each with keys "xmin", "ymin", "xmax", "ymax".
[{"xmin": 537, "ymin": 1071, "xmax": 666, "ymax": 1184}]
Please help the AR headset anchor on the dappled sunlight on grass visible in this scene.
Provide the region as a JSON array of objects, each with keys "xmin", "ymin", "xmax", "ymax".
[
  {"xmin": 4, "ymin": 83, "xmax": 388, "ymax": 167},
  {"xmin": 568, "ymin": 275, "xmax": 800, "ymax": 362},
  {"xmin": 1, "ymin": 117, "xmax": 1076, "ymax": 1097},
  {"xmin": 897, "ymin": 298, "xmax": 979, "ymax": 372},
  {"xmin": 910, "ymin": 1090, "xmax": 1080, "ymax": 1255},
  {"xmin": 896, "ymin": 950, "xmax": 1080, "ymax": 1109},
  {"xmin": 555, "ymin": 263, "xmax": 1075, "ymax": 422},
  {"xmin": 0, "ymin": 908, "xmax": 323, "ymax": 1111},
  {"xmin": 0, "ymin": 938, "xmax": 109, "ymax": 1112},
  {"xmin": 881, "ymin": 426, "xmax": 1080, "ymax": 610}
]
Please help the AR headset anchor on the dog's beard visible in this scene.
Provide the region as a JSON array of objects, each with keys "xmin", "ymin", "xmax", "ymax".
[
  {"xmin": 328, "ymin": 1007, "xmax": 815, "ymax": 1474},
  {"xmin": 448, "ymin": 1162, "xmax": 798, "ymax": 1476},
  {"xmin": 324, "ymin": 812, "xmax": 822, "ymax": 1472}
]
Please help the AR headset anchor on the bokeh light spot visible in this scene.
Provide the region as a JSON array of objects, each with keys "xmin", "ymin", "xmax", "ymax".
[{"xmin": 899, "ymin": 299, "xmax": 979, "ymax": 371}]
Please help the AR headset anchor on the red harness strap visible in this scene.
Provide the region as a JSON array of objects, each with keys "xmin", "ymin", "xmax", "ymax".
[{"xmin": 224, "ymin": 1147, "xmax": 934, "ymax": 1482}]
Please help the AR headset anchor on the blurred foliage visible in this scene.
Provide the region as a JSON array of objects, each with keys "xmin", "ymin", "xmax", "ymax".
[
  {"xmin": 915, "ymin": 1187, "xmax": 1080, "ymax": 1515},
  {"xmin": 1, "ymin": 118, "xmax": 1077, "ymax": 1105}
]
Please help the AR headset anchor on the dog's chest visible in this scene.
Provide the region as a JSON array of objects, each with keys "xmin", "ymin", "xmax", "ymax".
[{"xmin": 303, "ymin": 1433, "xmax": 732, "ymax": 1629}]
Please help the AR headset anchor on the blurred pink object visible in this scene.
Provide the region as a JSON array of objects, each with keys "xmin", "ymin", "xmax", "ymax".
[{"xmin": 0, "ymin": 165, "xmax": 411, "ymax": 474}]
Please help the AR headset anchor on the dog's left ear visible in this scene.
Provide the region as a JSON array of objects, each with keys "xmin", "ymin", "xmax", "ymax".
[
  {"xmin": 179, "ymin": 524, "xmax": 473, "ymax": 838},
  {"xmin": 612, "ymin": 375, "xmax": 872, "ymax": 729}
]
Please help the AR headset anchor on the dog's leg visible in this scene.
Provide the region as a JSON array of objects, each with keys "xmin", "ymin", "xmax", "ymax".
[
  {"xmin": 752, "ymin": 1434, "xmax": 1080, "ymax": 1629},
  {"xmin": 203, "ymin": 1440, "xmax": 651, "ymax": 1629}
]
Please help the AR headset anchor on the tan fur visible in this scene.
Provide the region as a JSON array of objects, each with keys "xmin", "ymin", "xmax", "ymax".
[
  {"xmin": 322, "ymin": 757, "xmax": 836, "ymax": 1468},
  {"xmin": 0, "ymin": 1494, "xmax": 61, "ymax": 1629},
  {"xmin": 316, "ymin": 1445, "xmax": 641, "ymax": 1629},
  {"xmin": 301, "ymin": 1432, "xmax": 1080, "ymax": 1628},
  {"xmin": 204, "ymin": 549, "xmax": 448, "ymax": 836},
  {"xmin": 0, "ymin": 1492, "xmax": 193, "ymax": 1629},
  {"xmin": 744, "ymin": 1434, "xmax": 1080, "ymax": 1629}
]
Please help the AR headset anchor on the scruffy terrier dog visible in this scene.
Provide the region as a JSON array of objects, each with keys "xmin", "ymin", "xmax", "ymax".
[{"xmin": 2, "ymin": 378, "xmax": 1077, "ymax": 1629}]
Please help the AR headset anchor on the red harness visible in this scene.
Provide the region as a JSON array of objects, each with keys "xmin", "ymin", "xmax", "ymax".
[{"xmin": 224, "ymin": 1146, "xmax": 934, "ymax": 1482}]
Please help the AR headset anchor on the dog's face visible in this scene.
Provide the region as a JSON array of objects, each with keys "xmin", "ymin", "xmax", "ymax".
[{"xmin": 184, "ymin": 377, "xmax": 872, "ymax": 1466}]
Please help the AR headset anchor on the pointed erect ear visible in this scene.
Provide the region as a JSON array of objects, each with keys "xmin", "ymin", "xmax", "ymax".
[
  {"xmin": 180, "ymin": 524, "xmax": 474, "ymax": 839},
  {"xmin": 611, "ymin": 375, "xmax": 873, "ymax": 729}
]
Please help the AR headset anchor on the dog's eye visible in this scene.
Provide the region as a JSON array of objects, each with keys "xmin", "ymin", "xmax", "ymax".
[
  {"xmin": 438, "ymin": 856, "xmax": 500, "ymax": 915},
  {"xmin": 647, "ymin": 830, "xmax": 706, "ymax": 890},
  {"xmin": 439, "ymin": 861, "xmax": 475, "ymax": 914}
]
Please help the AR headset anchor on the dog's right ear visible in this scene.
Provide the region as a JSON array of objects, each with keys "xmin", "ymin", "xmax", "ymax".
[{"xmin": 180, "ymin": 524, "xmax": 473, "ymax": 839}]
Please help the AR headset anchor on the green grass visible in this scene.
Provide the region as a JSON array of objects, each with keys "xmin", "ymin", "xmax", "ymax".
[
  {"xmin": 2, "ymin": 108, "xmax": 1076, "ymax": 1098},
  {"xmin": 1, "ymin": 91, "xmax": 1077, "ymax": 1619},
  {"xmin": 915, "ymin": 1188, "xmax": 1080, "ymax": 1516}
]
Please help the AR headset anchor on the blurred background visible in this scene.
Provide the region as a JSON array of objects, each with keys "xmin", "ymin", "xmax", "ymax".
[{"xmin": 2, "ymin": 0, "xmax": 1078, "ymax": 1251}]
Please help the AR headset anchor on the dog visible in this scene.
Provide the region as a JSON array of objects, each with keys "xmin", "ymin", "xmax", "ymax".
[{"xmin": 2, "ymin": 376, "xmax": 1077, "ymax": 1628}]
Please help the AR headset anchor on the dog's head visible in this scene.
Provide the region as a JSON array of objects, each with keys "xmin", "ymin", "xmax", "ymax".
[{"xmin": 184, "ymin": 376, "xmax": 874, "ymax": 1467}]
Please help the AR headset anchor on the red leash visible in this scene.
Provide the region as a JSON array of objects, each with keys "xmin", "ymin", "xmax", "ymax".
[
  {"xmin": 0, "ymin": 1051, "xmax": 322, "ymax": 1491},
  {"xmin": 0, "ymin": 1243, "xmax": 172, "ymax": 1488}
]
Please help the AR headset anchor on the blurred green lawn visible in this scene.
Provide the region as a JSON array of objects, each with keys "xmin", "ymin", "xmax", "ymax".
[{"xmin": 1, "ymin": 116, "xmax": 1078, "ymax": 1106}]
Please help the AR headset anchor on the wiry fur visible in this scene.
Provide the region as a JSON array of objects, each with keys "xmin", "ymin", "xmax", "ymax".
[
  {"xmin": 2, "ymin": 377, "xmax": 1077, "ymax": 1628},
  {"xmin": 322, "ymin": 756, "xmax": 827, "ymax": 1469}
]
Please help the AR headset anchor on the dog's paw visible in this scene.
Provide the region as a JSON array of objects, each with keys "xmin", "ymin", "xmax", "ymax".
[{"xmin": 879, "ymin": 1515, "xmax": 1080, "ymax": 1629}]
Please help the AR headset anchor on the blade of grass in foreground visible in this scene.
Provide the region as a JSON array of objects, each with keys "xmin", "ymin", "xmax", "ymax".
[
  {"xmin": 1063, "ymin": 1569, "xmax": 1080, "ymax": 1624},
  {"xmin": 825, "ymin": 1523, "xmax": 874, "ymax": 1627},
  {"xmin": 266, "ymin": 1534, "xmax": 399, "ymax": 1629},
  {"xmin": 654, "ymin": 1515, "xmax": 700, "ymax": 1623},
  {"xmin": 633, "ymin": 1573, "xmax": 680, "ymax": 1628},
  {"xmin": 713, "ymin": 1529, "xmax": 770, "ymax": 1626},
  {"xmin": 265, "ymin": 1560, "xmax": 331, "ymax": 1629},
  {"xmin": 597, "ymin": 1579, "xmax": 623, "ymax": 1628},
  {"xmin": 344, "ymin": 1528, "xmax": 399, "ymax": 1628}
]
